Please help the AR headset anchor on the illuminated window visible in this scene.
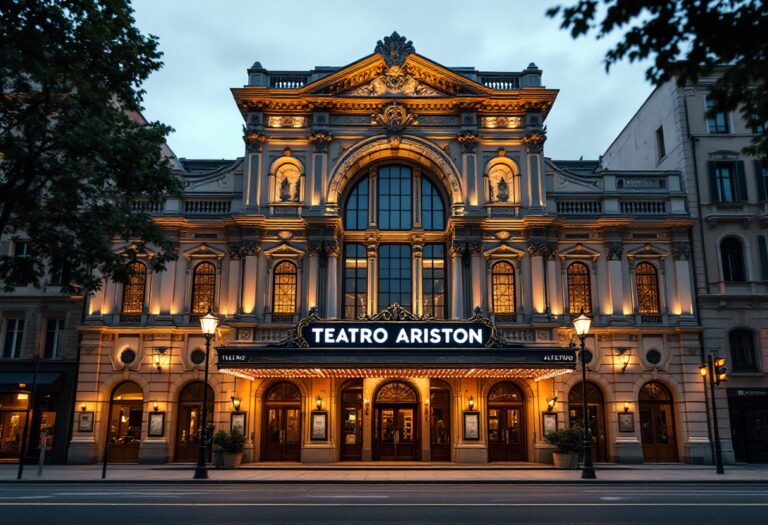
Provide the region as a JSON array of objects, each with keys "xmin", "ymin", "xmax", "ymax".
[
  {"xmin": 720, "ymin": 237, "xmax": 746, "ymax": 282},
  {"xmin": 422, "ymin": 244, "xmax": 445, "ymax": 319},
  {"xmin": 121, "ymin": 262, "xmax": 147, "ymax": 314},
  {"xmin": 567, "ymin": 262, "xmax": 592, "ymax": 315},
  {"xmin": 272, "ymin": 261, "xmax": 297, "ymax": 314},
  {"xmin": 378, "ymin": 165, "xmax": 412, "ymax": 230},
  {"xmin": 344, "ymin": 177, "xmax": 368, "ymax": 230},
  {"xmin": 191, "ymin": 262, "xmax": 216, "ymax": 315},
  {"xmin": 378, "ymin": 245, "xmax": 412, "ymax": 311},
  {"xmin": 730, "ymin": 329, "xmax": 757, "ymax": 371},
  {"xmin": 635, "ymin": 262, "xmax": 660, "ymax": 314},
  {"xmin": 491, "ymin": 261, "xmax": 516, "ymax": 314},
  {"xmin": 344, "ymin": 244, "xmax": 368, "ymax": 319}
]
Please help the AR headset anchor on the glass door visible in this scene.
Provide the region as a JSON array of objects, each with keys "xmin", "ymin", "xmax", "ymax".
[
  {"xmin": 640, "ymin": 402, "xmax": 678, "ymax": 462},
  {"xmin": 263, "ymin": 407, "xmax": 302, "ymax": 461},
  {"xmin": 375, "ymin": 406, "xmax": 418, "ymax": 460},
  {"xmin": 487, "ymin": 406, "xmax": 525, "ymax": 461}
]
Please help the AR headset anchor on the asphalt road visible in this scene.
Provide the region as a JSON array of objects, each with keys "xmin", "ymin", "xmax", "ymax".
[{"xmin": 1, "ymin": 482, "xmax": 767, "ymax": 524}]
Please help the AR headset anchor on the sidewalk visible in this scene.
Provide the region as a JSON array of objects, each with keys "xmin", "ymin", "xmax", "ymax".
[{"xmin": 3, "ymin": 462, "xmax": 768, "ymax": 483}]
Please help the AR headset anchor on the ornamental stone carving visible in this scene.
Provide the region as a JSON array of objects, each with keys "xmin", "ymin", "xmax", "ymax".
[
  {"xmin": 267, "ymin": 116, "xmax": 308, "ymax": 128},
  {"xmin": 457, "ymin": 131, "xmax": 479, "ymax": 154},
  {"xmin": 449, "ymin": 242, "xmax": 467, "ymax": 258},
  {"xmin": 347, "ymin": 65, "xmax": 441, "ymax": 97},
  {"xmin": 672, "ymin": 243, "xmax": 691, "ymax": 261},
  {"xmin": 371, "ymin": 102, "xmax": 418, "ymax": 147},
  {"xmin": 374, "ymin": 31, "xmax": 415, "ymax": 67},
  {"xmin": 481, "ymin": 116, "xmax": 522, "ymax": 129},
  {"xmin": 244, "ymin": 131, "xmax": 267, "ymax": 152},
  {"xmin": 324, "ymin": 240, "xmax": 341, "ymax": 258},
  {"xmin": 309, "ymin": 131, "xmax": 334, "ymax": 153},
  {"xmin": 605, "ymin": 243, "xmax": 623, "ymax": 260},
  {"xmin": 522, "ymin": 131, "xmax": 546, "ymax": 154}
]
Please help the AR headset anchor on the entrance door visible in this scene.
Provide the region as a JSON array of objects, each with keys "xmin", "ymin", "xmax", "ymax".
[
  {"xmin": 729, "ymin": 391, "xmax": 768, "ymax": 463},
  {"xmin": 340, "ymin": 380, "xmax": 363, "ymax": 461},
  {"xmin": 261, "ymin": 382, "xmax": 302, "ymax": 462},
  {"xmin": 639, "ymin": 382, "xmax": 678, "ymax": 462},
  {"xmin": 487, "ymin": 382, "xmax": 526, "ymax": 462},
  {"xmin": 107, "ymin": 382, "xmax": 143, "ymax": 463},
  {"xmin": 375, "ymin": 406, "xmax": 417, "ymax": 460},
  {"xmin": 429, "ymin": 382, "xmax": 451, "ymax": 461},
  {"xmin": 568, "ymin": 382, "xmax": 608, "ymax": 462},
  {"xmin": 175, "ymin": 382, "xmax": 214, "ymax": 462}
]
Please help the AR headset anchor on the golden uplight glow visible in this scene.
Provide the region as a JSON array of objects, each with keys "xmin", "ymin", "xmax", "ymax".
[{"xmin": 220, "ymin": 367, "xmax": 574, "ymax": 381}]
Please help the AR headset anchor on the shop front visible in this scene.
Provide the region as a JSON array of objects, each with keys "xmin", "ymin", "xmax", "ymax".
[
  {"xmin": 218, "ymin": 306, "xmax": 576, "ymax": 463},
  {"xmin": 728, "ymin": 388, "xmax": 768, "ymax": 463}
]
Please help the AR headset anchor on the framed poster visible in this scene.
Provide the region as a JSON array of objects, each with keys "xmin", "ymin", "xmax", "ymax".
[
  {"xmin": 231, "ymin": 412, "xmax": 246, "ymax": 434},
  {"xmin": 463, "ymin": 411, "xmax": 480, "ymax": 441},
  {"xmin": 310, "ymin": 411, "xmax": 327, "ymax": 441},
  {"xmin": 148, "ymin": 412, "xmax": 165, "ymax": 437},
  {"xmin": 77, "ymin": 411, "xmax": 94, "ymax": 433},
  {"xmin": 542, "ymin": 412, "xmax": 558, "ymax": 436},
  {"xmin": 618, "ymin": 412, "xmax": 635, "ymax": 433}
]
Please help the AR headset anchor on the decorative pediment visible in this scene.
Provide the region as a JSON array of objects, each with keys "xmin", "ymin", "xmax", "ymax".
[
  {"xmin": 625, "ymin": 244, "xmax": 668, "ymax": 260},
  {"xmin": 559, "ymin": 243, "xmax": 600, "ymax": 262},
  {"xmin": 263, "ymin": 243, "xmax": 306, "ymax": 259},
  {"xmin": 115, "ymin": 243, "xmax": 156, "ymax": 259},
  {"xmin": 182, "ymin": 243, "xmax": 225, "ymax": 261},
  {"xmin": 483, "ymin": 243, "xmax": 527, "ymax": 260}
]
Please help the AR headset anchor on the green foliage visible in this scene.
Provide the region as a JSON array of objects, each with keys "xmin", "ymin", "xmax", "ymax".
[
  {"xmin": 544, "ymin": 426, "xmax": 583, "ymax": 454},
  {"xmin": 0, "ymin": 0, "xmax": 182, "ymax": 292},
  {"xmin": 547, "ymin": 0, "xmax": 768, "ymax": 157},
  {"xmin": 215, "ymin": 428, "xmax": 245, "ymax": 454},
  {"xmin": 212, "ymin": 430, "xmax": 228, "ymax": 448}
]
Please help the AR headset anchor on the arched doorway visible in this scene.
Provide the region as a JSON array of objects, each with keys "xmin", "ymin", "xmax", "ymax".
[
  {"xmin": 175, "ymin": 382, "xmax": 214, "ymax": 462},
  {"xmin": 487, "ymin": 382, "xmax": 526, "ymax": 461},
  {"xmin": 639, "ymin": 382, "xmax": 678, "ymax": 462},
  {"xmin": 262, "ymin": 382, "xmax": 302, "ymax": 461},
  {"xmin": 107, "ymin": 382, "xmax": 143, "ymax": 463},
  {"xmin": 339, "ymin": 379, "xmax": 363, "ymax": 461},
  {"xmin": 568, "ymin": 382, "xmax": 608, "ymax": 462},
  {"xmin": 373, "ymin": 381, "xmax": 419, "ymax": 461},
  {"xmin": 429, "ymin": 380, "xmax": 451, "ymax": 461}
]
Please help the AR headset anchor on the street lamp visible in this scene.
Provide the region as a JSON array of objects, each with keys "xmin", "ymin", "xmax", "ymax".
[
  {"xmin": 194, "ymin": 309, "xmax": 218, "ymax": 480},
  {"xmin": 573, "ymin": 311, "xmax": 596, "ymax": 479}
]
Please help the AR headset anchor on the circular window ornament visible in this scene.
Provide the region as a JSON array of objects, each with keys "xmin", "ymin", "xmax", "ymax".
[
  {"xmin": 190, "ymin": 349, "xmax": 206, "ymax": 365},
  {"xmin": 582, "ymin": 350, "xmax": 594, "ymax": 364},
  {"xmin": 646, "ymin": 350, "xmax": 662, "ymax": 365},
  {"xmin": 119, "ymin": 348, "xmax": 136, "ymax": 365}
]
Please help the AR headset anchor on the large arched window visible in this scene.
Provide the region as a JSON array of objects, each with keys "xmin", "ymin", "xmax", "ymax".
[
  {"xmin": 635, "ymin": 262, "xmax": 660, "ymax": 315},
  {"xmin": 421, "ymin": 177, "xmax": 445, "ymax": 230},
  {"xmin": 191, "ymin": 262, "xmax": 216, "ymax": 315},
  {"xmin": 730, "ymin": 329, "xmax": 758, "ymax": 371},
  {"xmin": 422, "ymin": 244, "xmax": 446, "ymax": 318},
  {"xmin": 344, "ymin": 176, "xmax": 368, "ymax": 230},
  {"xmin": 273, "ymin": 261, "xmax": 297, "ymax": 314},
  {"xmin": 343, "ymin": 244, "xmax": 368, "ymax": 319},
  {"xmin": 378, "ymin": 165, "xmax": 412, "ymax": 230},
  {"xmin": 491, "ymin": 261, "xmax": 516, "ymax": 315},
  {"xmin": 720, "ymin": 237, "xmax": 746, "ymax": 282},
  {"xmin": 121, "ymin": 262, "xmax": 147, "ymax": 315},
  {"xmin": 567, "ymin": 262, "xmax": 592, "ymax": 315}
]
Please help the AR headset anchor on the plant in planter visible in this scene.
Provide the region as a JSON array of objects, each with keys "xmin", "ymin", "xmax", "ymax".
[
  {"xmin": 221, "ymin": 428, "xmax": 245, "ymax": 469},
  {"xmin": 544, "ymin": 427, "xmax": 583, "ymax": 470},
  {"xmin": 211, "ymin": 430, "xmax": 227, "ymax": 469}
]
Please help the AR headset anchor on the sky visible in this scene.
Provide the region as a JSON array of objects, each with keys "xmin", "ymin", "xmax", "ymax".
[{"xmin": 132, "ymin": 0, "xmax": 655, "ymax": 162}]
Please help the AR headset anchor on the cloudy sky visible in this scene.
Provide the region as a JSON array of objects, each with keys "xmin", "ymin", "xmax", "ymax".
[{"xmin": 132, "ymin": 0, "xmax": 654, "ymax": 162}]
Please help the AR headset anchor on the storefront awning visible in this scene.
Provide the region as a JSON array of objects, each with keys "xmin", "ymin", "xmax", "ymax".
[{"xmin": 0, "ymin": 372, "xmax": 63, "ymax": 390}]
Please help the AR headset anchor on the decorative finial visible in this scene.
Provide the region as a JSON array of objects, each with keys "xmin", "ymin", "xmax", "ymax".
[{"xmin": 374, "ymin": 31, "xmax": 415, "ymax": 67}]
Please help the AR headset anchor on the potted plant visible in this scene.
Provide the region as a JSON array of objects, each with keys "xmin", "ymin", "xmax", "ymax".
[
  {"xmin": 211, "ymin": 430, "xmax": 227, "ymax": 468},
  {"xmin": 221, "ymin": 428, "xmax": 245, "ymax": 469},
  {"xmin": 544, "ymin": 427, "xmax": 583, "ymax": 469}
]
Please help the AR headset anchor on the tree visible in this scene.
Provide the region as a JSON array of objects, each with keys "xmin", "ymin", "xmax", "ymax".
[
  {"xmin": 0, "ymin": 0, "xmax": 181, "ymax": 293},
  {"xmin": 547, "ymin": 0, "xmax": 768, "ymax": 157}
]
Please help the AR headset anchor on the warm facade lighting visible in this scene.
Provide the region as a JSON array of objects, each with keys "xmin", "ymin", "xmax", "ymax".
[
  {"xmin": 547, "ymin": 396, "xmax": 557, "ymax": 412},
  {"xmin": 200, "ymin": 310, "xmax": 219, "ymax": 335},
  {"xmin": 468, "ymin": 396, "xmax": 475, "ymax": 410},
  {"xmin": 316, "ymin": 395, "xmax": 322, "ymax": 411},
  {"xmin": 219, "ymin": 367, "xmax": 574, "ymax": 381},
  {"xmin": 153, "ymin": 354, "xmax": 162, "ymax": 371},
  {"xmin": 153, "ymin": 401, "xmax": 159, "ymax": 412},
  {"xmin": 231, "ymin": 395, "xmax": 241, "ymax": 411},
  {"xmin": 573, "ymin": 311, "xmax": 592, "ymax": 336},
  {"xmin": 18, "ymin": 393, "xmax": 29, "ymax": 401},
  {"xmin": 624, "ymin": 401, "xmax": 630, "ymax": 412},
  {"xmin": 80, "ymin": 403, "xmax": 86, "ymax": 412}
]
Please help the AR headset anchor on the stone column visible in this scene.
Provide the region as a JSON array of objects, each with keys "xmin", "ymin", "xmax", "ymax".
[
  {"xmin": 528, "ymin": 243, "xmax": 547, "ymax": 317},
  {"xmin": 309, "ymin": 131, "xmax": 333, "ymax": 208},
  {"xmin": 606, "ymin": 243, "xmax": 626, "ymax": 320},
  {"xmin": 367, "ymin": 241, "xmax": 378, "ymax": 316},
  {"xmin": 523, "ymin": 131, "xmax": 546, "ymax": 211},
  {"xmin": 225, "ymin": 245, "xmax": 243, "ymax": 317},
  {"xmin": 544, "ymin": 246, "xmax": 561, "ymax": 317},
  {"xmin": 243, "ymin": 132, "xmax": 266, "ymax": 211},
  {"xmin": 412, "ymin": 241, "xmax": 424, "ymax": 316},
  {"xmin": 241, "ymin": 243, "xmax": 260, "ymax": 316},
  {"xmin": 457, "ymin": 132, "xmax": 479, "ymax": 208},
  {"xmin": 254, "ymin": 251, "xmax": 268, "ymax": 320},
  {"xmin": 325, "ymin": 240, "xmax": 340, "ymax": 319},
  {"xmin": 450, "ymin": 242, "xmax": 465, "ymax": 320},
  {"xmin": 673, "ymin": 243, "xmax": 694, "ymax": 317}
]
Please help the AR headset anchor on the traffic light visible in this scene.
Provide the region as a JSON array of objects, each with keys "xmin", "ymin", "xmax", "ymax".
[{"xmin": 714, "ymin": 357, "xmax": 727, "ymax": 384}]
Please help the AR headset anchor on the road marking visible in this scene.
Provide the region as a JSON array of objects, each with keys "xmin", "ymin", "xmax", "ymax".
[
  {"xmin": 1, "ymin": 502, "xmax": 767, "ymax": 507},
  {"xmin": 305, "ymin": 495, "xmax": 389, "ymax": 499},
  {"xmin": 0, "ymin": 496, "xmax": 51, "ymax": 500},
  {"xmin": 600, "ymin": 497, "xmax": 624, "ymax": 501}
]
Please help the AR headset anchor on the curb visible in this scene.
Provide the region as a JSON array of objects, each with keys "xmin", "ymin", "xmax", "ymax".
[{"xmin": 4, "ymin": 478, "xmax": 768, "ymax": 485}]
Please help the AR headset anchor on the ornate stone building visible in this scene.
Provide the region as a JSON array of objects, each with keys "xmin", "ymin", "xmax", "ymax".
[{"xmin": 48, "ymin": 33, "xmax": 709, "ymax": 465}]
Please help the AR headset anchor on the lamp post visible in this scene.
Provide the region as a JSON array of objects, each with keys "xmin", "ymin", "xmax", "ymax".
[
  {"xmin": 573, "ymin": 311, "xmax": 596, "ymax": 479},
  {"xmin": 194, "ymin": 310, "xmax": 218, "ymax": 480}
]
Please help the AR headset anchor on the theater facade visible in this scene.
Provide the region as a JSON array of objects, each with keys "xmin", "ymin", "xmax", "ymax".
[{"xmin": 69, "ymin": 33, "xmax": 711, "ymax": 465}]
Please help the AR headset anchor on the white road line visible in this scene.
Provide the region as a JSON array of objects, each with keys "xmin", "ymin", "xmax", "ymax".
[
  {"xmin": 304, "ymin": 495, "xmax": 390, "ymax": 499},
  {"xmin": 1, "ymin": 502, "xmax": 767, "ymax": 507},
  {"xmin": 0, "ymin": 496, "xmax": 51, "ymax": 500}
]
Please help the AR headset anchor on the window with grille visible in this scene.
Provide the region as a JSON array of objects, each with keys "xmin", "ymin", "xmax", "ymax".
[
  {"xmin": 272, "ymin": 261, "xmax": 297, "ymax": 314},
  {"xmin": 2, "ymin": 318, "xmax": 24, "ymax": 359},
  {"xmin": 729, "ymin": 329, "xmax": 758, "ymax": 371},
  {"xmin": 421, "ymin": 178, "xmax": 445, "ymax": 230},
  {"xmin": 44, "ymin": 318, "xmax": 65, "ymax": 359},
  {"xmin": 191, "ymin": 262, "xmax": 216, "ymax": 315},
  {"xmin": 121, "ymin": 262, "xmax": 147, "ymax": 314},
  {"xmin": 491, "ymin": 261, "xmax": 516, "ymax": 314},
  {"xmin": 567, "ymin": 262, "xmax": 592, "ymax": 315},
  {"xmin": 422, "ymin": 244, "xmax": 445, "ymax": 319},
  {"xmin": 635, "ymin": 262, "xmax": 660, "ymax": 314},
  {"xmin": 344, "ymin": 244, "xmax": 368, "ymax": 319},
  {"xmin": 378, "ymin": 245, "xmax": 412, "ymax": 311},
  {"xmin": 378, "ymin": 165, "xmax": 413, "ymax": 230},
  {"xmin": 344, "ymin": 176, "xmax": 368, "ymax": 230}
]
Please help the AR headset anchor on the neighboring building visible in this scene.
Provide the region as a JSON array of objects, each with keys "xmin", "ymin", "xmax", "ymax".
[
  {"xmin": 603, "ymin": 70, "xmax": 768, "ymax": 463},
  {"xmin": 0, "ymin": 239, "xmax": 81, "ymax": 464},
  {"xmin": 5, "ymin": 32, "xmax": 705, "ymax": 466}
]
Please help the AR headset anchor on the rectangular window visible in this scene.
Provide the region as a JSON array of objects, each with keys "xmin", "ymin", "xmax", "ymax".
[
  {"xmin": 756, "ymin": 160, "xmax": 768, "ymax": 202},
  {"xmin": 377, "ymin": 166, "xmax": 412, "ymax": 230},
  {"xmin": 2, "ymin": 318, "xmax": 25, "ymax": 359},
  {"xmin": 13, "ymin": 241, "xmax": 31, "ymax": 258},
  {"xmin": 44, "ymin": 318, "xmax": 65, "ymax": 359},
  {"xmin": 343, "ymin": 244, "xmax": 368, "ymax": 319},
  {"xmin": 708, "ymin": 161, "xmax": 747, "ymax": 203},
  {"xmin": 759, "ymin": 235, "xmax": 768, "ymax": 281},
  {"xmin": 377, "ymin": 245, "xmax": 412, "ymax": 311},
  {"xmin": 706, "ymin": 98, "xmax": 729, "ymax": 134},
  {"xmin": 422, "ymin": 244, "xmax": 445, "ymax": 319},
  {"xmin": 655, "ymin": 126, "xmax": 666, "ymax": 161}
]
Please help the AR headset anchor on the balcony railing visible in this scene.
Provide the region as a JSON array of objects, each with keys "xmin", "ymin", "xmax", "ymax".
[
  {"xmin": 269, "ymin": 75, "xmax": 308, "ymax": 89},
  {"xmin": 556, "ymin": 200, "xmax": 602, "ymax": 215},
  {"xmin": 183, "ymin": 200, "xmax": 231, "ymax": 214},
  {"xmin": 620, "ymin": 200, "xmax": 666, "ymax": 214},
  {"xmin": 131, "ymin": 200, "xmax": 164, "ymax": 213},
  {"xmin": 480, "ymin": 74, "xmax": 520, "ymax": 90}
]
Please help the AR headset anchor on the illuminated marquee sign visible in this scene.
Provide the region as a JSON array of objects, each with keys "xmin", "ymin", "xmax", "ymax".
[{"xmin": 302, "ymin": 322, "xmax": 491, "ymax": 349}]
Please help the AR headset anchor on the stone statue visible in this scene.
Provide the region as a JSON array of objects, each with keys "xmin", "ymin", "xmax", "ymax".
[
  {"xmin": 293, "ymin": 177, "xmax": 301, "ymax": 202},
  {"xmin": 497, "ymin": 178, "xmax": 509, "ymax": 202},
  {"xmin": 279, "ymin": 177, "xmax": 291, "ymax": 202}
]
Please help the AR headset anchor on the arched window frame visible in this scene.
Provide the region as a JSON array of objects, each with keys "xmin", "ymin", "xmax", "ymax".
[
  {"xmin": 269, "ymin": 155, "xmax": 305, "ymax": 206},
  {"xmin": 490, "ymin": 260, "xmax": 517, "ymax": 318},
  {"xmin": 634, "ymin": 261, "xmax": 662, "ymax": 316},
  {"xmin": 120, "ymin": 261, "xmax": 148, "ymax": 318},
  {"xmin": 190, "ymin": 261, "xmax": 217, "ymax": 316},
  {"xmin": 566, "ymin": 261, "xmax": 593, "ymax": 316},
  {"xmin": 719, "ymin": 236, "xmax": 747, "ymax": 282},
  {"xmin": 182, "ymin": 243, "xmax": 225, "ymax": 321},
  {"xmin": 729, "ymin": 328, "xmax": 759, "ymax": 371},
  {"xmin": 484, "ymin": 157, "xmax": 520, "ymax": 206},
  {"xmin": 272, "ymin": 260, "xmax": 298, "ymax": 317}
]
